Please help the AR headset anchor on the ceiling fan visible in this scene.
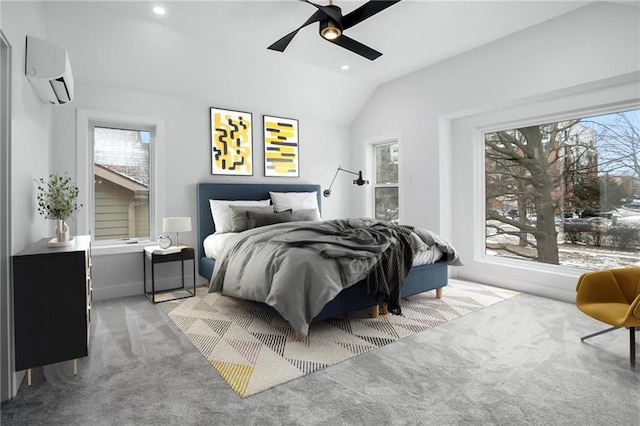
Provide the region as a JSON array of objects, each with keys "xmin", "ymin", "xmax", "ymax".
[{"xmin": 268, "ymin": 0, "xmax": 401, "ymax": 61}]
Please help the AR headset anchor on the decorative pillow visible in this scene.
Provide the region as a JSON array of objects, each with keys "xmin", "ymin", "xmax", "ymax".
[
  {"xmin": 209, "ymin": 199, "xmax": 271, "ymax": 234},
  {"xmin": 246, "ymin": 209, "xmax": 293, "ymax": 229},
  {"xmin": 269, "ymin": 191, "xmax": 321, "ymax": 221},
  {"xmin": 229, "ymin": 205, "xmax": 274, "ymax": 232},
  {"xmin": 280, "ymin": 208, "xmax": 321, "ymax": 222}
]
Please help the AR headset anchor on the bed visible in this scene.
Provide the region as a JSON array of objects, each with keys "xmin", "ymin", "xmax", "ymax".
[{"xmin": 196, "ymin": 182, "xmax": 457, "ymax": 337}]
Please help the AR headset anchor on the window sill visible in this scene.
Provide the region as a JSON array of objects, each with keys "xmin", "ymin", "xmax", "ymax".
[{"xmin": 91, "ymin": 240, "xmax": 155, "ymax": 256}]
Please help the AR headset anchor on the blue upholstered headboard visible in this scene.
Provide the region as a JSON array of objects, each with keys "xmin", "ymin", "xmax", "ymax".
[{"xmin": 196, "ymin": 183, "xmax": 321, "ymax": 265}]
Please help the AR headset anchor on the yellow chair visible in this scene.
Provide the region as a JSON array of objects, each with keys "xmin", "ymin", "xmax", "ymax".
[{"xmin": 576, "ymin": 267, "xmax": 640, "ymax": 367}]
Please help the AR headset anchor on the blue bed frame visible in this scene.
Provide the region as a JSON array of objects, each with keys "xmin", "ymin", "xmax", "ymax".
[{"xmin": 196, "ymin": 182, "xmax": 447, "ymax": 322}]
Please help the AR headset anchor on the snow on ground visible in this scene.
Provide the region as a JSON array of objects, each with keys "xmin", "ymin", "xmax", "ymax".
[
  {"xmin": 486, "ymin": 217, "xmax": 640, "ymax": 270},
  {"xmin": 555, "ymin": 244, "xmax": 639, "ymax": 269},
  {"xmin": 487, "ymin": 243, "xmax": 639, "ymax": 270},
  {"xmin": 617, "ymin": 216, "xmax": 640, "ymax": 225}
]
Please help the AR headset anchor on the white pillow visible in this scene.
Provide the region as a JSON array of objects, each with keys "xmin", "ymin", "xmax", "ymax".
[
  {"xmin": 209, "ymin": 199, "xmax": 271, "ymax": 234},
  {"xmin": 269, "ymin": 191, "xmax": 321, "ymax": 221}
]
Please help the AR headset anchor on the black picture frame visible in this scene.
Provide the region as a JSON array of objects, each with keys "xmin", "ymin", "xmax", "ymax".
[
  {"xmin": 263, "ymin": 115, "xmax": 299, "ymax": 177},
  {"xmin": 210, "ymin": 107, "xmax": 253, "ymax": 176}
]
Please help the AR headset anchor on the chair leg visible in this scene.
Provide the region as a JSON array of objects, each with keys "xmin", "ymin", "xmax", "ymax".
[
  {"xmin": 581, "ymin": 326, "xmax": 619, "ymax": 342},
  {"xmin": 581, "ymin": 326, "xmax": 637, "ymax": 367},
  {"xmin": 630, "ymin": 327, "xmax": 636, "ymax": 368}
]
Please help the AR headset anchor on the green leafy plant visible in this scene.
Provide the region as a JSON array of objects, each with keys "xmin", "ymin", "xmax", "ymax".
[{"xmin": 35, "ymin": 173, "xmax": 82, "ymax": 220}]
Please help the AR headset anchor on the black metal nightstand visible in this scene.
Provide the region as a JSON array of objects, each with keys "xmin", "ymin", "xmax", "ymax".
[{"xmin": 143, "ymin": 246, "xmax": 196, "ymax": 303}]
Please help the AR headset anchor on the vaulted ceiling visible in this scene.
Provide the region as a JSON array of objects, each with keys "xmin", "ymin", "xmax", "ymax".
[{"xmin": 41, "ymin": 0, "xmax": 594, "ymax": 123}]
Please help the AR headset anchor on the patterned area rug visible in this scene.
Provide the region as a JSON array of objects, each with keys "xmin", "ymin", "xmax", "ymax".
[{"xmin": 160, "ymin": 279, "xmax": 518, "ymax": 398}]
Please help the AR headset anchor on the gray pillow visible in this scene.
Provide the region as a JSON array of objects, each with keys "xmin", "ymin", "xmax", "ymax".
[
  {"xmin": 247, "ymin": 209, "xmax": 293, "ymax": 229},
  {"xmin": 289, "ymin": 208, "xmax": 321, "ymax": 222},
  {"xmin": 229, "ymin": 205, "xmax": 274, "ymax": 232}
]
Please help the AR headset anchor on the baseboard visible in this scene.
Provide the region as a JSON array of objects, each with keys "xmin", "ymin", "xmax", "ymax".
[
  {"xmin": 454, "ymin": 271, "xmax": 576, "ymax": 303},
  {"xmin": 92, "ymin": 274, "xmax": 207, "ymax": 301}
]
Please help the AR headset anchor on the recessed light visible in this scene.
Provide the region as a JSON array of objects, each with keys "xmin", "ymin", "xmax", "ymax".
[
  {"xmin": 153, "ymin": 6, "xmax": 166, "ymax": 15},
  {"xmin": 341, "ymin": 65, "xmax": 350, "ymax": 70}
]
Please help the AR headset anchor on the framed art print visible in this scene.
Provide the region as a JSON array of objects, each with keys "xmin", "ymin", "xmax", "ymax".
[
  {"xmin": 263, "ymin": 115, "xmax": 299, "ymax": 177},
  {"xmin": 210, "ymin": 107, "xmax": 253, "ymax": 175}
]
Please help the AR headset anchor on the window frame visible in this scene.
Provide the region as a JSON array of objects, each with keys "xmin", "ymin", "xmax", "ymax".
[
  {"xmin": 446, "ymin": 77, "xmax": 640, "ymax": 303},
  {"xmin": 373, "ymin": 142, "xmax": 400, "ymax": 222},
  {"xmin": 91, "ymin": 124, "xmax": 153, "ymax": 243},
  {"xmin": 481, "ymin": 106, "xmax": 640, "ymax": 270},
  {"xmin": 477, "ymin": 102, "xmax": 640, "ymax": 268},
  {"xmin": 364, "ymin": 133, "xmax": 403, "ymax": 222},
  {"xmin": 76, "ymin": 109, "xmax": 165, "ymax": 254}
]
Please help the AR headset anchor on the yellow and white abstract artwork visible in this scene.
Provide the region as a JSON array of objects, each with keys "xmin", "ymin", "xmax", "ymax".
[
  {"xmin": 211, "ymin": 107, "xmax": 253, "ymax": 175},
  {"xmin": 263, "ymin": 115, "xmax": 299, "ymax": 177}
]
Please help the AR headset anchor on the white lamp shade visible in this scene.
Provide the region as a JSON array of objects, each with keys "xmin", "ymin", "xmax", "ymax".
[{"xmin": 162, "ymin": 217, "xmax": 192, "ymax": 233}]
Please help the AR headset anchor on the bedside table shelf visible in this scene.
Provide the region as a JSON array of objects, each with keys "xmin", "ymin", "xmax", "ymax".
[{"xmin": 143, "ymin": 246, "xmax": 196, "ymax": 303}]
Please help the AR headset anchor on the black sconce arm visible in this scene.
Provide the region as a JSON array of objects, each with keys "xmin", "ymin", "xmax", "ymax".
[{"xmin": 323, "ymin": 166, "xmax": 369, "ymax": 197}]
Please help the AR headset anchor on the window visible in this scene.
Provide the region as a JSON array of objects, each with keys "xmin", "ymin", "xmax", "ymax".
[
  {"xmin": 484, "ymin": 108, "xmax": 640, "ymax": 270},
  {"xmin": 76, "ymin": 109, "xmax": 164, "ymax": 251},
  {"xmin": 92, "ymin": 126, "xmax": 151, "ymax": 242},
  {"xmin": 373, "ymin": 142, "xmax": 399, "ymax": 223}
]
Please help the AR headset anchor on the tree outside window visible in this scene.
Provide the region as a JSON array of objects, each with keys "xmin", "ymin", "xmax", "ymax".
[{"xmin": 485, "ymin": 108, "xmax": 640, "ymax": 270}]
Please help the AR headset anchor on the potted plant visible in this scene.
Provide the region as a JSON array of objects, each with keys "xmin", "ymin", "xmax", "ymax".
[{"xmin": 35, "ymin": 173, "xmax": 82, "ymax": 246}]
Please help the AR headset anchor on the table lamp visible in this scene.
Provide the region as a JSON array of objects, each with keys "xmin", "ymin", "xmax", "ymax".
[{"xmin": 162, "ymin": 217, "xmax": 192, "ymax": 247}]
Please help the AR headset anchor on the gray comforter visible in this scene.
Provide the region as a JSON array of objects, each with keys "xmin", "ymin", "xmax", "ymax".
[{"xmin": 209, "ymin": 218, "xmax": 460, "ymax": 337}]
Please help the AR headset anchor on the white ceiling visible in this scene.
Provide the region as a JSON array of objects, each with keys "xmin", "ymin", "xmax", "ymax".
[{"xmin": 39, "ymin": 0, "xmax": 595, "ymax": 123}]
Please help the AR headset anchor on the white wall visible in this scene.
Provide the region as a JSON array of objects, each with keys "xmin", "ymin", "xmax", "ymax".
[
  {"xmin": 52, "ymin": 83, "xmax": 353, "ymax": 300},
  {"xmin": 4, "ymin": 2, "xmax": 53, "ymax": 249},
  {"xmin": 350, "ymin": 2, "xmax": 640, "ymax": 301},
  {"xmin": 1, "ymin": 0, "xmax": 54, "ymax": 403}
]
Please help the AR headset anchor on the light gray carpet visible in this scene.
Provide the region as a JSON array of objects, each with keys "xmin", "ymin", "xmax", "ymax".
[{"xmin": 1, "ymin": 282, "xmax": 638, "ymax": 425}]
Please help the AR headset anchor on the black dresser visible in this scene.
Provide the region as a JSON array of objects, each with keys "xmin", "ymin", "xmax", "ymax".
[{"xmin": 12, "ymin": 235, "xmax": 91, "ymax": 380}]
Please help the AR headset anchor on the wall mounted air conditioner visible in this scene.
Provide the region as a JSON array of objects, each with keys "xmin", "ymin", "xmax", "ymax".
[{"xmin": 25, "ymin": 35, "xmax": 74, "ymax": 105}]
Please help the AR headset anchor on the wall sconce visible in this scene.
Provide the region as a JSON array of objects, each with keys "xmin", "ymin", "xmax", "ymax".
[
  {"xmin": 323, "ymin": 166, "xmax": 369, "ymax": 197},
  {"xmin": 162, "ymin": 217, "xmax": 192, "ymax": 247}
]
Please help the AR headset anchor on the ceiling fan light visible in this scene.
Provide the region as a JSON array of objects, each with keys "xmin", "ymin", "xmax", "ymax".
[
  {"xmin": 322, "ymin": 28, "xmax": 340, "ymax": 40},
  {"xmin": 320, "ymin": 22, "xmax": 341, "ymax": 40}
]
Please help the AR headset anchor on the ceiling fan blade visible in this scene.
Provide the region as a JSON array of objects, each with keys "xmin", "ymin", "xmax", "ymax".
[
  {"xmin": 268, "ymin": 30, "xmax": 301, "ymax": 52},
  {"xmin": 342, "ymin": 0, "xmax": 401, "ymax": 30},
  {"xmin": 268, "ymin": 9, "xmax": 325, "ymax": 52},
  {"xmin": 300, "ymin": 0, "xmax": 343, "ymax": 27},
  {"xmin": 330, "ymin": 34, "xmax": 382, "ymax": 61}
]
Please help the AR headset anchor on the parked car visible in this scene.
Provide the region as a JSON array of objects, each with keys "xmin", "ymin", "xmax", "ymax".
[
  {"xmin": 624, "ymin": 200, "xmax": 640, "ymax": 209},
  {"xmin": 561, "ymin": 218, "xmax": 602, "ymax": 233},
  {"xmin": 580, "ymin": 210, "xmax": 614, "ymax": 219}
]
